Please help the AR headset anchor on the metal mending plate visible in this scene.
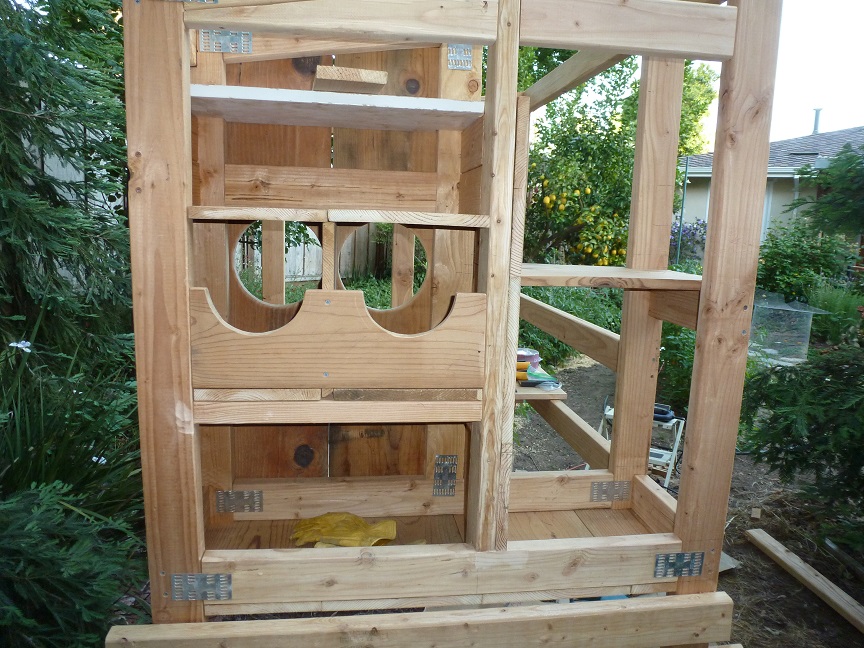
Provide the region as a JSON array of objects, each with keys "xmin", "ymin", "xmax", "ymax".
[
  {"xmin": 447, "ymin": 44, "xmax": 473, "ymax": 70},
  {"xmin": 654, "ymin": 552, "xmax": 705, "ymax": 578},
  {"xmin": 171, "ymin": 573, "xmax": 232, "ymax": 601},
  {"xmin": 200, "ymin": 30, "xmax": 252, "ymax": 55},
  {"xmin": 590, "ymin": 480, "xmax": 631, "ymax": 503},
  {"xmin": 215, "ymin": 490, "xmax": 263, "ymax": 513},
  {"xmin": 433, "ymin": 454, "xmax": 458, "ymax": 496}
]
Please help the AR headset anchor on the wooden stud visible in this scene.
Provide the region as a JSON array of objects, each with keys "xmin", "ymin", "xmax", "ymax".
[
  {"xmin": 529, "ymin": 400, "xmax": 611, "ymax": 470},
  {"xmin": 260, "ymin": 220, "xmax": 285, "ymax": 304},
  {"xmin": 521, "ymin": 264, "xmax": 700, "ymax": 289},
  {"xmin": 674, "ymin": 0, "xmax": 783, "ymax": 596},
  {"xmin": 609, "ymin": 58, "xmax": 685, "ymax": 489},
  {"xmin": 123, "ymin": 0, "xmax": 204, "ymax": 624},
  {"xmin": 746, "ymin": 529, "xmax": 864, "ymax": 633},
  {"xmin": 519, "ymin": 294, "xmax": 620, "ymax": 371},
  {"xmin": 320, "ymin": 221, "xmax": 337, "ymax": 290},
  {"xmin": 524, "ymin": 50, "xmax": 626, "ymax": 112},
  {"xmin": 468, "ymin": 0, "xmax": 521, "ymax": 552}
]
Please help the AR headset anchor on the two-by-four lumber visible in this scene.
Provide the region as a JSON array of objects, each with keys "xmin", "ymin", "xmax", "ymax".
[
  {"xmin": 509, "ymin": 470, "xmax": 614, "ymax": 512},
  {"xmin": 631, "ymin": 474, "xmax": 676, "ymax": 534},
  {"xmin": 529, "ymin": 400, "xmax": 610, "ymax": 470},
  {"xmin": 312, "ymin": 65, "xmax": 388, "ymax": 93},
  {"xmin": 675, "ymin": 0, "xmax": 783, "ymax": 597},
  {"xmin": 519, "ymin": 293, "xmax": 620, "ymax": 371},
  {"xmin": 184, "ymin": 0, "xmax": 738, "ymax": 61},
  {"xmin": 610, "ymin": 57, "xmax": 685, "ymax": 488},
  {"xmin": 224, "ymin": 164, "xmax": 438, "ymax": 210},
  {"xmin": 107, "ymin": 592, "xmax": 733, "ymax": 648},
  {"xmin": 221, "ymin": 36, "xmax": 437, "ymax": 64},
  {"xmin": 521, "ymin": 264, "xmax": 701, "ymax": 290},
  {"xmin": 649, "ymin": 289, "xmax": 700, "ymax": 329},
  {"xmin": 468, "ymin": 0, "xmax": 521, "ymax": 552},
  {"xmin": 524, "ymin": 50, "xmax": 626, "ymax": 112},
  {"xmin": 190, "ymin": 84, "xmax": 483, "ymax": 131},
  {"xmin": 746, "ymin": 529, "xmax": 864, "ymax": 633},
  {"xmin": 123, "ymin": 0, "xmax": 203, "ymax": 624}
]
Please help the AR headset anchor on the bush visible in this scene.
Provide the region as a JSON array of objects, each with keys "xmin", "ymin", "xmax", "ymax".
[
  {"xmin": 805, "ymin": 280, "xmax": 864, "ymax": 345},
  {"xmin": 656, "ymin": 322, "xmax": 697, "ymax": 414},
  {"xmin": 740, "ymin": 346, "xmax": 864, "ymax": 549},
  {"xmin": 668, "ymin": 218, "xmax": 707, "ymax": 264},
  {"xmin": 0, "ymin": 483, "xmax": 145, "ymax": 648},
  {"xmin": 519, "ymin": 286, "xmax": 622, "ymax": 367},
  {"xmin": 757, "ymin": 218, "xmax": 854, "ymax": 300}
]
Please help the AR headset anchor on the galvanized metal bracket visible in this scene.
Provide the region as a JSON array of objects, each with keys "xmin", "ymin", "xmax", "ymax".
[
  {"xmin": 200, "ymin": 29, "xmax": 252, "ymax": 54},
  {"xmin": 171, "ymin": 573, "xmax": 232, "ymax": 601},
  {"xmin": 447, "ymin": 44, "xmax": 473, "ymax": 70},
  {"xmin": 433, "ymin": 455, "xmax": 458, "ymax": 496},
  {"xmin": 590, "ymin": 480, "xmax": 631, "ymax": 503},
  {"xmin": 654, "ymin": 552, "xmax": 705, "ymax": 578},
  {"xmin": 215, "ymin": 489, "xmax": 263, "ymax": 513}
]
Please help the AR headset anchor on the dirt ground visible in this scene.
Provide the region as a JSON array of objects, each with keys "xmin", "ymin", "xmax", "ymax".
[{"xmin": 514, "ymin": 358, "xmax": 864, "ymax": 647}]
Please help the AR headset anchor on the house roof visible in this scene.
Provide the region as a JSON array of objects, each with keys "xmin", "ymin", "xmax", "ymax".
[{"xmin": 682, "ymin": 125, "xmax": 864, "ymax": 178}]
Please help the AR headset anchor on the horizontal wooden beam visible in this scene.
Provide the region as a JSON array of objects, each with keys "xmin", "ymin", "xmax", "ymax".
[
  {"xmin": 631, "ymin": 475, "xmax": 676, "ymax": 534},
  {"xmin": 191, "ymin": 84, "xmax": 483, "ymax": 131},
  {"xmin": 521, "ymin": 264, "xmax": 702, "ymax": 290},
  {"xmin": 221, "ymin": 36, "xmax": 437, "ymax": 64},
  {"xmin": 224, "ymin": 165, "xmax": 439, "ymax": 210},
  {"xmin": 520, "ymin": 0, "xmax": 737, "ymax": 61},
  {"xmin": 529, "ymin": 400, "xmax": 611, "ymax": 470},
  {"xmin": 108, "ymin": 592, "xmax": 733, "ymax": 647},
  {"xmin": 649, "ymin": 289, "xmax": 700, "ymax": 329},
  {"xmin": 201, "ymin": 582, "xmax": 674, "ymax": 616},
  {"xmin": 194, "ymin": 388, "xmax": 321, "ymax": 402},
  {"xmin": 231, "ymin": 476, "xmax": 465, "ymax": 519},
  {"xmin": 199, "ymin": 533, "xmax": 679, "ymax": 605},
  {"xmin": 524, "ymin": 50, "xmax": 626, "ymax": 112},
  {"xmin": 331, "ymin": 388, "xmax": 481, "ymax": 401},
  {"xmin": 185, "ymin": 0, "xmax": 498, "ymax": 46},
  {"xmin": 514, "ymin": 384, "xmax": 567, "ymax": 401},
  {"xmin": 520, "ymin": 293, "xmax": 619, "ymax": 371},
  {"xmin": 313, "ymin": 65, "xmax": 388, "ymax": 93},
  {"xmin": 746, "ymin": 529, "xmax": 864, "ymax": 633},
  {"xmin": 510, "ymin": 470, "xmax": 613, "ymax": 512},
  {"xmin": 189, "ymin": 206, "xmax": 489, "ymax": 228},
  {"xmin": 195, "ymin": 400, "xmax": 482, "ymax": 424}
]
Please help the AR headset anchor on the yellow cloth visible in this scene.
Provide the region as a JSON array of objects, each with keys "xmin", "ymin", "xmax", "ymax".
[{"xmin": 291, "ymin": 512, "xmax": 397, "ymax": 547}]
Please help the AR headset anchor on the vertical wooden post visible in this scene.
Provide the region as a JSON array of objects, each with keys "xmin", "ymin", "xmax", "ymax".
[
  {"xmin": 674, "ymin": 0, "xmax": 782, "ymax": 597},
  {"xmin": 610, "ymin": 58, "xmax": 684, "ymax": 488},
  {"xmin": 467, "ymin": 0, "xmax": 521, "ymax": 551},
  {"xmin": 261, "ymin": 221, "xmax": 286, "ymax": 304},
  {"xmin": 124, "ymin": 0, "xmax": 204, "ymax": 623}
]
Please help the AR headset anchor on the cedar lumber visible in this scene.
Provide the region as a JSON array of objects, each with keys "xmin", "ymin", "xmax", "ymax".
[
  {"xmin": 521, "ymin": 264, "xmax": 701, "ymax": 289},
  {"xmin": 746, "ymin": 529, "xmax": 864, "ymax": 633},
  {"xmin": 649, "ymin": 289, "xmax": 700, "ymax": 329},
  {"xmin": 519, "ymin": 293, "xmax": 619, "ymax": 371},
  {"xmin": 631, "ymin": 474, "xmax": 676, "ymax": 534},
  {"xmin": 312, "ymin": 65, "xmax": 388, "ymax": 93}
]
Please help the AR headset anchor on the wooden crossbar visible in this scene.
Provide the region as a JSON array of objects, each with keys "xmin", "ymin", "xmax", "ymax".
[
  {"xmin": 521, "ymin": 264, "xmax": 702, "ymax": 290},
  {"xmin": 530, "ymin": 400, "xmax": 611, "ymax": 470}
]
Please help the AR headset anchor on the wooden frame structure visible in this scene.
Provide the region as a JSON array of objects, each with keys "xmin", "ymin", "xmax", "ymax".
[{"xmin": 111, "ymin": 0, "xmax": 782, "ymax": 645}]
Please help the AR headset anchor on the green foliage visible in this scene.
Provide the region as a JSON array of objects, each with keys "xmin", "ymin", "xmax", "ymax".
[
  {"xmin": 756, "ymin": 218, "xmax": 854, "ymax": 300},
  {"xmin": 788, "ymin": 144, "xmax": 864, "ymax": 238},
  {"xmin": 805, "ymin": 280, "xmax": 864, "ymax": 345},
  {"xmin": 741, "ymin": 346, "xmax": 864, "ymax": 549},
  {"xmin": 519, "ymin": 286, "xmax": 622, "ymax": 367},
  {"xmin": 342, "ymin": 276, "xmax": 393, "ymax": 310},
  {"xmin": 0, "ymin": 0, "xmax": 131, "ymax": 367},
  {"xmin": 656, "ymin": 323, "xmax": 696, "ymax": 414},
  {"xmin": 0, "ymin": 483, "xmax": 146, "ymax": 648}
]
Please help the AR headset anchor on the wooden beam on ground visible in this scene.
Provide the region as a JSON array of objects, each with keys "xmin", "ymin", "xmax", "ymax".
[
  {"xmin": 312, "ymin": 65, "xmax": 388, "ymax": 93},
  {"xmin": 675, "ymin": 0, "xmax": 783, "ymax": 596},
  {"xmin": 521, "ymin": 264, "xmax": 701, "ymax": 290},
  {"xmin": 746, "ymin": 529, "xmax": 864, "ymax": 633},
  {"xmin": 221, "ymin": 36, "xmax": 437, "ymax": 64},
  {"xmin": 509, "ymin": 470, "xmax": 614, "ymax": 512},
  {"xmin": 123, "ymin": 0, "xmax": 203, "ymax": 624},
  {"xmin": 524, "ymin": 50, "xmax": 626, "ymax": 112},
  {"xmin": 468, "ymin": 0, "xmax": 521, "ymax": 552},
  {"xmin": 231, "ymin": 476, "xmax": 466, "ymax": 519},
  {"xmin": 519, "ymin": 293, "xmax": 619, "ymax": 371},
  {"xmin": 224, "ymin": 165, "xmax": 439, "ymax": 211},
  {"xmin": 530, "ymin": 400, "xmax": 610, "ymax": 470},
  {"xmin": 191, "ymin": 84, "xmax": 484, "ymax": 131},
  {"xmin": 111, "ymin": 593, "xmax": 731, "ymax": 646},
  {"xmin": 185, "ymin": 0, "xmax": 498, "ymax": 46},
  {"xmin": 610, "ymin": 57, "xmax": 684, "ymax": 488},
  {"xmin": 108, "ymin": 592, "xmax": 733, "ymax": 647},
  {"xmin": 520, "ymin": 0, "xmax": 737, "ymax": 61},
  {"xmin": 631, "ymin": 475, "xmax": 676, "ymax": 534},
  {"xmin": 649, "ymin": 289, "xmax": 700, "ymax": 329}
]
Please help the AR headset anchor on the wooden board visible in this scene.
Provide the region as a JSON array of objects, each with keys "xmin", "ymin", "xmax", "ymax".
[
  {"xmin": 313, "ymin": 65, "xmax": 388, "ymax": 93},
  {"xmin": 649, "ymin": 289, "xmax": 700, "ymax": 329},
  {"xmin": 189, "ymin": 288, "xmax": 486, "ymax": 389},
  {"xmin": 508, "ymin": 510, "xmax": 593, "ymax": 541},
  {"xmin": 332, "ymin": 388, "xmax": 481, "ymax": 401},
  {"xmin": 631, "ymin": 474, "xmax": 676, "ymax": 534},
  {"xmin": 521, "ymin": 264, "xmax": 701, "ymax": 289},
  {"xmin": 109, "ymin": 592, "xmax": 734, "ymax": 648},
  {"xmin": 509, "ymin": 470, "xmax": 613, "ymax": 512},
  {"xmin": 231, "ymin": 425, "xmax": 327, "ymax": 479},
  {"xmin": 576, "ymin": 509, "xmax": 650, "ymax": 537},
  {"xmin": 221, "ymin": 36, "xmax": 437, "ymax": 64},
  {"xmin": 530, "ymin": 400, "xmax": 611, "ymax": 470},
  {"xmin": 525, "ymin": 50, "xmax": 626, "ymax": 112},
  {"xmin": 514, "ymin": 385, "xmax": 566, "ymax": 401}
]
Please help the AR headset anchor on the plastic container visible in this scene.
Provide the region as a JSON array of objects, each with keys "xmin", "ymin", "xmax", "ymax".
[{"xmin": 516, "ymin": 347, "xmax": 541, "ymax": 369}]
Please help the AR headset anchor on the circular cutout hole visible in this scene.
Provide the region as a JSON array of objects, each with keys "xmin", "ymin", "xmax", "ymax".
[
  {"xmin": 339, "ymin": 224, "xmax": 427, "ymax": 309},
  {"xmin": 234, "ymin": 221, "xmax": 322, "ymax": 304}
]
